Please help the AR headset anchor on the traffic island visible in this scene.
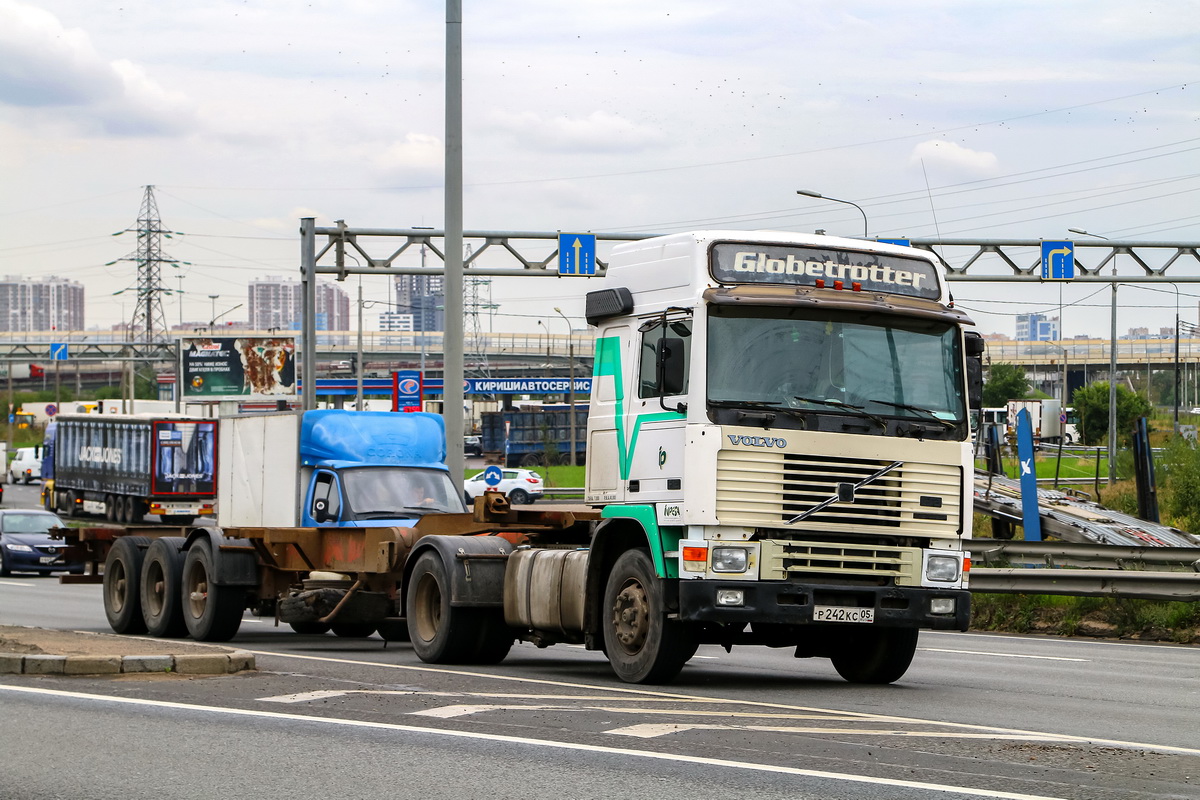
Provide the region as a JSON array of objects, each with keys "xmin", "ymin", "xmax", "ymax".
[{"xmin": 0, "ymin": 625, "xmax": 255, "ymax": 676}]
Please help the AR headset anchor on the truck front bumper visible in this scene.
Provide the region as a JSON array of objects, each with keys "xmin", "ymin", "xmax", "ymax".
[{"xmin": 677, "ymin": 580, "xmax": 970, "ymax": 631}]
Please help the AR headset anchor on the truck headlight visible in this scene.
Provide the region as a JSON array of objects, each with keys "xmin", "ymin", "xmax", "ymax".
[
  {"xmin": 711, "ymin": 547, "xmax": 749, "ymax": 573},
  {"xmin": 925, "ymin": 555, "xmax": 961, "ymax": 582}
]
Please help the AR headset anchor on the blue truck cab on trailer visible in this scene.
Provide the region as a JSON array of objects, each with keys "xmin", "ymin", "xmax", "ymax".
[{"xmin": 297, "ymin": 410, "xmax": 466, "ymax": 527}]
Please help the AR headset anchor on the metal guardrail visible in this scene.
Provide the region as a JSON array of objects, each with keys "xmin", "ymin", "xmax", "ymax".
[
  {"xmin": 970, "ymin": 539, "xmax": 1200, "ymax": 571},
  {"xmin": 969, "ymin": 568, "xmax": 1200, "ymax": 601}
]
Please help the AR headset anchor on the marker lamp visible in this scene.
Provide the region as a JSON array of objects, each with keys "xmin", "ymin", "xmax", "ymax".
[
  {"xmin": 711, "ymin": 547, "xmax": 749, "ymax": 573},
  {"xmin": 925, "ymin": 555, "xmax": 961, "ymax": 583},
  {"xmin": 681, "ymin": 545, "xmax": 708, "ymax": 573}
]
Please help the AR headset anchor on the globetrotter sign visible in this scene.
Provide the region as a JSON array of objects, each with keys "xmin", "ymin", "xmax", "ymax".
[{"xmin": 709, "ymin": 241, "xmax": 941, "ymax": 300}]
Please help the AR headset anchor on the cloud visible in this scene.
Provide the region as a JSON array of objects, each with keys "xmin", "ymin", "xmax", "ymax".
[
  {"xmin": 908, "ymin": 140, "xmax": 999, "ymax": 177},
  {"xmin": 373, "ymin": 133, "xmax": 444, "ymax": 185},
  {"xmin": 0, "ymin": 0, "xmax": 194, "ymax": 135},
  {"xmin": 487, "ymin": 110, "xmax": 667, "ymax": 154}
]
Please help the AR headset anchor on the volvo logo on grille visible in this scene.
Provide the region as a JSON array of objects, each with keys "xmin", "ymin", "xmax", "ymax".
[{"xmin": 727, "ymin": 435, "xmax": 787, "ymax": 448}]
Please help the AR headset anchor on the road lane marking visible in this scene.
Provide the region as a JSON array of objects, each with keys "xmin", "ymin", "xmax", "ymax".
[
  {"xmin": 920, "ymin": 648, "xmax": 1088, "ymax": 662},
  {"xmin": 0, "ymin": 683, "xmax": 1071, "ymax": 800},
  {"xmin": 0, "ymin": 580, "xmax": 35, "ymax": 587},
  {"xmin": 240, "ymin": 648, "xmax": 1200, "ymax": 757},
  {"xmin": 607, "ymin": 723, "xmax": 1071, "ymax": 742}
]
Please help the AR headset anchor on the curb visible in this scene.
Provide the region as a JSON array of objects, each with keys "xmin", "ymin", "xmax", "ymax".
[{"xmin": 0, "ymin": 650, "xmax": 255, "ymax": 676}]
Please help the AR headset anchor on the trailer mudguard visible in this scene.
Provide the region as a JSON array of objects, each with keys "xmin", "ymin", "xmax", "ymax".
[
  {"xmin": 406, "ymin": 535, "xmax": 513, "ymax": 608},
  {"xmin": 183, "ymin": 528, "xmax": 259, "ymax": 587}
]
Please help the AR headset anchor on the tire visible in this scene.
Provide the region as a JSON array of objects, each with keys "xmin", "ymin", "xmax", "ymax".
[
  {"xmin": 103, "ymin": 536, "xmax": 151, "ymax": 634},
  {"xmin": 182, "ymin": 539, "xmax": 246, "ymax": 642},
  {"xmin": 289, "ymin": 621, "xmax": 331, "ymax": 635},
  {"xmin": 140, "ymin": 537, "xmax": 189, "ymax": 637},
  {"xmin": 406, "ymin": 551, "xmax": 483, "ymax": 663},
  {"xmin": 508, "ymin": 489, "xmax": 530, "ymax": 505},
  {"xmin": 0, "ymin": 548, "xmax": 11, "ymax": 577},
  {"xmin": 520, "ymin": 453, "xmax": 544, "ymax": 467},
  {"xmin": 104, "ymin": 494, "xmax": 115, "ymax": 522},
  {"xmin": 331, "ymin": 622, "xmax": 377, "ymax": 638},
  {"xmin": 64, "ymin": 490, "xmax": 79, "ymax": 518},
  {"xmin": 375, "ymin": 619, "xmax": 410, "ymax": 643},
  {"xmin": 601, "ymin": 548, "xmax": 696, "ymax": 684},
  {"xmin": 829, "ymin": 627, "xmax": 919, "ymax": 684}
]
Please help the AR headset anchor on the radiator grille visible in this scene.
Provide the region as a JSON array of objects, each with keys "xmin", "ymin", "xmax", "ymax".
[
  {"xmin": 759, "ymin": 539, "xmax": 920, "ymax": 584},
  {"xmin": 715, "ymin": 449, "xmax": 961, "ymax": 537}
]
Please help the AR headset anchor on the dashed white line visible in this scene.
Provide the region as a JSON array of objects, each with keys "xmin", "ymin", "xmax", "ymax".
[{"xmin": 921, "ymin": 647, "xmax": 1088, "ymax": 662}]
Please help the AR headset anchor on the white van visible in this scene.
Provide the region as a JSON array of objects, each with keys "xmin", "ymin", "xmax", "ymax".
[{"xmin": 9, "ymin": 447, "xmax": 43, "ymax": 484}]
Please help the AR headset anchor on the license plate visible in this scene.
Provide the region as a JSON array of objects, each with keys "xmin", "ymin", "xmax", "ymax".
[
  {"xmin": 39, "ymin": 556, "xmax": 62, "ymax": 565},
  {"xmin": 814, "ymin": 605, "xmax": 875, "ymax": 623}
]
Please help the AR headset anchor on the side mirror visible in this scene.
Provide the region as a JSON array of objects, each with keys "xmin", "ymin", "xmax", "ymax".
[
  {"xmin": 313, "ymin": 497, "xmax": 329, "ymax": 523},
  {"xmin": 657, "ymin": 337, "xmax": 686, "ymax": 396}
]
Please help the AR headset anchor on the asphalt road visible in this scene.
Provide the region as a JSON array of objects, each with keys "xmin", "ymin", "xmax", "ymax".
[{"xmin": 2, "ymin": 579, "xmax": 1198, "ymax": 799}]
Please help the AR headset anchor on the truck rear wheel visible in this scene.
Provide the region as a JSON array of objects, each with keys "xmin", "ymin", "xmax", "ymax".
[
  {"xmin": 406, "ymin": 551, "xmax": 482, "ymax": 663},
  {"xmin": 141, "ymin": 538, "xmax": 188, "ymax": 637},
  {"xmin": 829, "ymin": 627, "xmax": 919, "ymax": 684},
  {"xmin": 182, "ymin": 540, "xmax": 245, "ymax": 642},
  {"xmin": 602, "ymin": 549, "xmax": 696, "ymax": 684},
  {"xmin": 103, "ymin": 536, "xmax": 151, "ymax": 634}
]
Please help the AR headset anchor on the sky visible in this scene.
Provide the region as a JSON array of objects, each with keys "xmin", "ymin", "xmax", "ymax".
[{"xmin": 1, "ymin": 0, "xmax": 1199, "ymax": 340}]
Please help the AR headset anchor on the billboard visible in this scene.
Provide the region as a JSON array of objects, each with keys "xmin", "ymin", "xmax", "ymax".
[{"xmin": 182, "ymin": 337, "xmax": 296, "ymax": 397}]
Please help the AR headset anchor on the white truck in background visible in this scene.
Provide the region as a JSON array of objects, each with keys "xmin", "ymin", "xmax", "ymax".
[{"xmin": 1005, "ymin": 398, "xmax": 1078, "ymax": 445}]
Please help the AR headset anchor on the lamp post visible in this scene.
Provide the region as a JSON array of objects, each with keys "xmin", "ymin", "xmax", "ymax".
[
  {"xmin": 796, "ymin": 189, "xmax": 869, "ymax": 238},
  {"xmin": 1069, "ymin": 228, "xmax": 1117, "ymax": 484},
  {"xmin": 554, "ymin": 307, "xmax": 576, "ymax": 467},
  {"xmin": 208, "ymin": 295, "xmax": 219, "ymax": 334}
]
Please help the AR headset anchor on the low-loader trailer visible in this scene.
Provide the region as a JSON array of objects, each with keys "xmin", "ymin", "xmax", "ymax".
[{"xmin": 64, "ymin": 229, "xmax": 983, "ymax": 685}]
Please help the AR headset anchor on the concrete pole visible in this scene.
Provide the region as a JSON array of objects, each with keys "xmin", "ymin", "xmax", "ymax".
[
  {"xmin": 300, "ymin": 217, "xmax": 317, "ymax": 411},
  {"xmin": 442, "ymin": 0, "xmax": 465, "ymax": 481}
]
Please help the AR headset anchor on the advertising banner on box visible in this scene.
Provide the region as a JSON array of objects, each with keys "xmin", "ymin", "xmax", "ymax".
[
  {"xmin": 182, "ymin": 337, "xmax": 296, "ymax": 397},
  {"xmin": 152, "ymin": 420, "xmax": 217, "ymax": 494}
]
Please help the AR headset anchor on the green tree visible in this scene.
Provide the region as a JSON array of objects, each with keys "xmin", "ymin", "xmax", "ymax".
[
  {"xmin": 1071, "ymin": 381, "xmax": 1153, "ymax": 446},
  {"xmin": 982, "ymin": 363, "xmax": 1029, "ymax": 407}
]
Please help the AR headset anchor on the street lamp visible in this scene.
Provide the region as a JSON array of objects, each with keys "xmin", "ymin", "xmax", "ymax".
[
  {"xmin": 208, "ymin": 295, "xmax": 219, "ymax": 334},
  {"xmin": 1069, "ymin": 228, "xmax": 1118, "ymax": 485},
  {"xmin": 554, "ymin": 307, "xmax": 576, "ymax": 467},
  {"xmin": 796, "ymin": 189, "xmax": 869, "ymax": 238}
]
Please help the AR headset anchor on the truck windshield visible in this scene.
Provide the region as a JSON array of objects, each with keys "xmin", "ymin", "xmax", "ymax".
[
  {"xmin": 707, "ymin": 307, "xmax": 965, "ymax": 430},
  {"xmin": 341, "ymin": 467, "xmax": 466, "ymax": 519}
]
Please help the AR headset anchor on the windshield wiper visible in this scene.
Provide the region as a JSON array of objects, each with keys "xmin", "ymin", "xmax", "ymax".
[
  {"xmin": 356, "ymin": 507, "xmax": 436, "ymax": 519},
  {"xmin": 865, "ymin": 399, "xmax": 957, "ymax": 429},
  {"xmin": 792, "ymin": 395, "xmax": 887, "ymax": 428},
  {"xmin": 708, "ymin": 399, "xmax": 808, "ymax": 420}
]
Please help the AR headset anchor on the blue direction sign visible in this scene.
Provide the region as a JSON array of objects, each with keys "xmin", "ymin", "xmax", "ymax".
[
  {"xmin": 876, "ymin": 238, "xmax": 911, "ymax": 247},
  {"xmin": 49, "ymin": 343, "xmax": 68, "ymax": 361},
  {"xmin": 1041, "ymin": 240, "xmax": 1075, "ymax": 281},
  {"xmin": 559, "ymin": 233, "xmax": 597, "ymax": 276},
  {"xmin": 483, "ymin": 465, "xmax": 504, "ymax": 486}
]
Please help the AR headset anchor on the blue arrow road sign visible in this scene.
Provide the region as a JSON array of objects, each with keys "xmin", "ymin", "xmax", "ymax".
[
  {"xmin": 1041, "ymin": 240, "xmax": 1075, "ymax": 280},
  {"xmin": 50, "ymin": 343, "xmax": 68, "ymax": 361},
  {"xmin": 483, "ymin": 465, "xmax": 504, "ymax": 486},
  {"xmin": 559, "ymin": 233, "xmax": 596, "ymax": 276}
]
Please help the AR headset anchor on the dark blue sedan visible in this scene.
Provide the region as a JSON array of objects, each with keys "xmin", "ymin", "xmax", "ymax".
[{"xmin": 0, "ymin": 509, "xmax": 79, "ymax": 577}]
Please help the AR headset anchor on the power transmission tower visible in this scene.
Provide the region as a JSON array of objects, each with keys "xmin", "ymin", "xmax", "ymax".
[{"xmin": 113, "ymin": 185, "xmax": 178, "ymax": 342}]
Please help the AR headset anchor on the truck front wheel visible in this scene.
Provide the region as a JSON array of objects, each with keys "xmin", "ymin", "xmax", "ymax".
[
  {"xmin": 182, "ymin": 540, "xmax": 245, "ymax": 642},
  {"xmin": 602, "ymin": 549, "xmax": 697, "ymax": 684},
  {"xmin": 406, "ymin": 551, "xmax": 483, "ymax": 663},
  {"xmin": 829, "ymin": 627, "xmax": 919, "ymax": 684},
  {"xmin": 103, "ymin": 536, "xmax": 151, "ymax": 634}
]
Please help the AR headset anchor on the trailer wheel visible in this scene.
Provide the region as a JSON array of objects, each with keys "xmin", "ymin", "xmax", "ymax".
[
  {"xmin": 141, "ymin": 538, "xmax": 188, "ymax": 637},
  {"xmin": 104, "ymin": 494, "xmax": 115, "ymax": 522},
  {"xmin": 330, "ymin": 622, "xmax": 377, "ymax": 638},
  {"xmin": 182, "ymin": 540, "xmax": 245, "ymax": 642},
  {"xmin": 288, "ymin": 621, "xmax": 330, "ymax": 635},
  {"xmin": 829, "ymin": 627, "xmax": 919, "ymax": 684},
  {"xmin": 375, "ymin": 619, "xmax": 409, "ymax": 643},
  {"xmin": 520, "ymin": 453, "xmax": 544, "ymax": 467},
  {"xmin": 103, "ymin": 536, "xmax": 151, "ymax": 634},
  {"xmin": 406, "ymin": 551, "xmax": 482, "ymax": 663},
  {"xmin": 602, "ymin": 548, "xmax": 696, "ymax": 684}
]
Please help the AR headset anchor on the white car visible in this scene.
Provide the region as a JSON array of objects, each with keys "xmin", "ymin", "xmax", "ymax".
[
  {"xmin": 463, "ymin": 468, "xmax": 544, "ymax": 505},
  {"xmin": 8, "ymin": 447, "xmax": 42, "ymax": 484}
]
